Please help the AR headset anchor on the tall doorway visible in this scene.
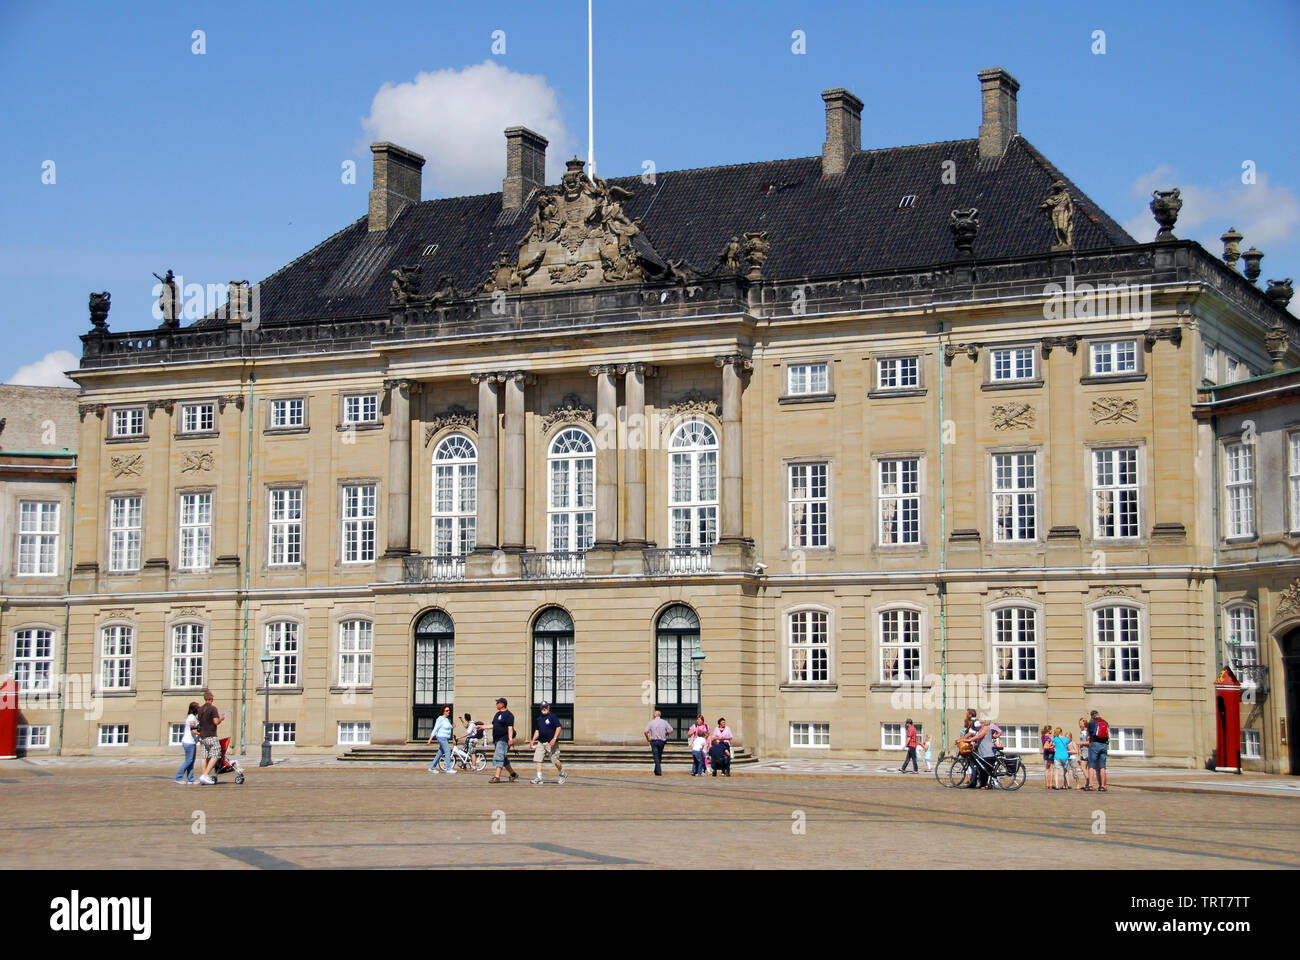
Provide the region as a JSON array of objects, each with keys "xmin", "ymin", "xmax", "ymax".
[
  {"xmin": 1285, "ymin": 628, "xmax": 1300, "ymax": 775},
  {"xmin": 656, "ymin": 604, "xmax": 701, "ymax": 741},
  {"xmin": 532, "ymin": 608, "xmax": 574, "ymax": 740},
  {"xmin": 413, "ymin": 609, "xmax": 454, "ymax": 740}
]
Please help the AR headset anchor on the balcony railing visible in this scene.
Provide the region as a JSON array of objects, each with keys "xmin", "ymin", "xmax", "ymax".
[
  {"xmin": 1230, "ymin": 661, "xmax": 1269, "ymax": 697},
  {"xmin": 520, "ymin": 551, "xmax": 586, "ymax": 580},
  {"xmin": 642, "ymin": 546, "xmax": 712, "ymax": 576},
  {"xmin": 402, "ymin": 555, "xmax": 465, "ymax": 583}
]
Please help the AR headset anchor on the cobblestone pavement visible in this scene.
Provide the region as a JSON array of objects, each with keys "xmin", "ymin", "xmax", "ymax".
[{"xmin": 1, "ymin": 760, "xmax": 1297, "ymax": 870}]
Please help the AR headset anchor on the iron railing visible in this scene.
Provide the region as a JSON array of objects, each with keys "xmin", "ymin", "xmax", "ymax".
[
  {"xmin": 642, "ymin": 546, "xmax": 712, "ymax": 575},
  {"xmin": 520, "ymin": 551, "xmax": 586, "ymax": 580},
  {"xmin": 1230, "ymin": 661, "xmax": 1269, "ymax": 696},
  {"xmin": 402, "ymin": 555, "xmax": 465, "ymax": 583}
]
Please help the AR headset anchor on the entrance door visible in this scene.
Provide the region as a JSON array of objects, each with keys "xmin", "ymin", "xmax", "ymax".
[
  {"xmin": 656, "ymin": 605, "xmax": 700, "ymax": 741},
  {"xmin": 413, "ymin": 609, "xmax": 454, "ymax": 740},
  {"xmin": 1286, "ymin": 629, "xmax": 1300, "ymax": 775},
  {"xmin": 532, "ymin": 608, "xmax": 574, "ymax": 740}
]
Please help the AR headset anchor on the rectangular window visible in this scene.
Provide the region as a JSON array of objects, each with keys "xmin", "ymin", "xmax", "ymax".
[
  {"xmin": 343, "ymin": 394, "xmax": 379, "ymax": 424},
  {"xmin": 786, "ymin": 363, "xmax": 829, "ymax": 396},
  {"xmin": 178, "ymin": 492, "xmax": 212, "ymax": 570},
  {"xmin": 180, "ymin": 402, "xmax": 215, "ymax": 433},
  {"xmin": 877, "ymin": 357, "xmax": 919, "ymax": 390},
  {"xmin": 1095, "ymin": 606, "xmax": 1142, "ymax": 684},
  {"xmin": 1289, "ymin": 433, "xmax": 1300, "ymax": 532},
  {"xmin": 1203, "ymin": 344, "xmax": 1216, "ymax": 382},
  {"xmin": 268, "ymin": 722, "xmax": 297, "ymax": 744},
  {"xmin": 268, "ymin": 488, "xmax": 304, "ymax": 566},
  {"xmin": 339, "ymin": 620, "xmax": 374, "ymax": 686},
  {"xmin": 171, "ymin": 623, "xmax": 205, "ymax": 689},
  {"xmin": 1111, "ymin": 727, "xmax": 1145, "ymax": 755},
  {"xmin": 337, "ymin": 721, "xmax": 370, "ymax": 745},
  {"xmin": 1090, "ymin": 340, "xmax": 1138, "ymax": 376},
  {"xmin": 990, "ymin": 347, "xmax": 1035, "ymax": 382},
  {"xmin": 17, "ymin": 501, "xmax": 59, "ymax": 575},
  {"xmin": 108, "ymin": 496, "xmax": 142, "ymax": 572},
  {"xmin": 270, "ymin": 398, "xmax": 306, "ymax": 429},
  {"xmin": 992, "ymin": 607, "xmax": 1038, "ymax": 682},
  {"xmin": 1224, "ymin": 442, "xmax": 1255, "ymax": 538},
  {"xmin": 169, "ymin": 723, "xmax": 186, "ymax": 746},
  {"xmin": 992, "ymin": 452, "xmax": 1037, "ymax": 541},
  {"xmin": 1093, "ymin": 447, "xmax": 1139, "ymax": 538},
  {"xmin": 1241, "ymin": 729, "xmax": 1262, "ymax": 759},
  {"xmin": 1226, "ymin": 356, "xmax": 1242, "ymax": 382},
  {"xmin": 878, "ymin": 458, "xmax": 920, "ymax": 545},
  {"xmin": 265, "ymin": 622, "xmax": 300, "ymax": 687},
  {"xmin": 1001, "ymin": 725, "xmax": 1039, "ymax": 753},
  {"xmin": 342, "ymin": 484, "xmax": 377, "ymax": 562},
  {"xmin": 98, "ymin": 724, "xmax": 129, "ymax": 746},
  {"xmin": 17, "ymin": 725, "xmax": 51, "ymax": 750},
  {"xmin": 1226, "ymin": 606, "xmax": 1258, "ymax": 673},
  {"xmin": 110, "ymin": 407, "xmax": 145, "ymax": 437},
  {"xmin": 880, "ymin": 722, "xmax": 920, "ymax": 749},
  {"xmin": 788, "ymin": 463, "xmax": 828, "ymax": 548},
  {"xmin": 790, "ymin": 722, "xmax": 830, "ymax": 748},
  {"xmin": 879, "ymin": 609, "xmax": 922, "ymax": 683},
  {"xmin": 100, "ymin": 624, "xmax": 134, "ymax": 690},
  {"xmin": 788, "ymin": 610, "xmax": 829, "ymax": 684},
  {"xmin": 13, "ymin": 629, "xmax": 54, "ymax": 694}
]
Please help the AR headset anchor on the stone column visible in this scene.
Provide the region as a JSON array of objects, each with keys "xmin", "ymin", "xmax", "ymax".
[
  {"xmin": 502, "ymin": 371, "xmax": 530, "ymax": 551},
  {"xmin": 471, "ymin": 373, "xmax": 500, "ymax": 550},
  {"xmin": 382, "ymin": 379, "xmax": 414, "ymax": 557},
  {"xmin": 714, "ymin": 354, "xmax": 752, "ymax": 542},
  {"xmin": 621, "ymin": 363, "xmax": 656, "ymax": 545},
  {"xmin": 589, "ymin": 364, "xmax": 619, "ymax": 547}
]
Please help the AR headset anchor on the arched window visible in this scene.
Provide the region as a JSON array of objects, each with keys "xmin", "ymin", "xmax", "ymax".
[
  {"xmin": 100, "ymin": 624, "xmax": 134, "ymax": 691},
  {"xmin": 413, "ymin": 609, "xmax": 454, "ymax": 740},
  {"xmin": 432, "ymin": 434, "xmax": 477, "ymax": 557},
  {"xmin": 547, "ymin": 428, "xmax": 594, "ymax": 553},
  {"xmin": 878, "ymin": 607, "xmax": 922, "ymax": 683},
  {"xmin": 339, "ymin": 619, "xmax": 373, "ymax": 687},
  {"xmin": 789, "ymin": 609, "xmax": 831, "ymax": 684},
  {"xmin": 669, "ymin": 420, "xmax": 719, "ymax": 549},
  {"xmin": 991, "ymin": 606, "xmax": 1038, "ymax": 682},
  {"xmin": 656, "ymin": 605, "xmax": 701, "ymax": 740},
  {"xmin": 171, "ymin": 623, "xmax": 205, "ymax": 689},
  {"xmin": 1093, "ymin": 605, "xmax": 1142, "ymax": 684},
  {"xmin": 265, "ymin": 621, "xmax": 300, "ymax": 688},
  {"xmin": 533, "ymin": 607, "xmax": 574, "ymax": 740}
]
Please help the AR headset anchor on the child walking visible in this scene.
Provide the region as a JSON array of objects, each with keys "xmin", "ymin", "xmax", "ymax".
[{"xmin": 922, "ymin": 734, "xmax": 934, "ymax": 773}]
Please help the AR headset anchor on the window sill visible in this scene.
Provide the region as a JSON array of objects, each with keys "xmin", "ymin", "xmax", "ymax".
[
  {"xmin": 329, "ymin": 686, "xmax": 374, "ymax": 695},
  {"xmin": 989, "ymin": 682, "xmax": 1048, "ymax": 694},
  {"xmin": 162, "ymin": 687, "xmax": 207, "ymax": 696},
  {"xmin": 1083, "ymin": 684, "xmax": 1153, "ymax": 694},
  {"xmin": 981, "ymin": 379, "xmax": 1044, "ymax": 392},
  {"xmin": 867, "ymin": 388, "xmax": 927, "ymax": 399},
  {"xmin": 96, "ymin": 689, "xmax": 137, "ymax": 698},
  {"xmin": 1080, "ymin": 373, "xmax": 1146, "ymax": 386},
  {"xmin": 869, "ymin": 682, "xmax": 930, "ymax": 693},
  {"xmin": 255, "ymin": 686, "xmax": 305, "ymax": 695},
  {"xmin": 174, "ymin": 431, "xmax": 220, "ymax": 441},
  {"xmin": 871, "ymin": 544, "xmax": 927, "ymax": 553},
  {"xmin": 265, "ymin": 426, "xmax": 310, "ymax": 437},
  {"xmin": 338, "ymin": 421, "xmax": 384, "ymax": 431},
  {"xmin": 105, "ymin": 435, "xmax": 148, "ymax": 444},
  {"xmin": 779, "ymin": 683, "xmax": 838, "ymax": 693},
  {"xmin": 778, "ymin": 393, "xmax": 836, "ymax": 405}
]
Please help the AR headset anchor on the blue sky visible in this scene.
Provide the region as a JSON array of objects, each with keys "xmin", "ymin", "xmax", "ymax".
[{"xmin": 2, "ymin": 0, "xmax": 1297, "ymax": 384}]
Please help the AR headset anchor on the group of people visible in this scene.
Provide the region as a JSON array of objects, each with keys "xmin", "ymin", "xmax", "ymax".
[
  {"xmin": 173, "ymin": 689, "xmax": 227, "ymax": 785},
  {"xmin": 1041, "ymin": 711, "xmax": 1111, "ymax": 791},
  {"xmin": 644, "ymin": 711, "xmax": 734, "ymax": 776},
  {"xmin": 898, "ymin": 719, "xmax": 934, "ymax": 774},
  {"xmin": 426, "ymin": 696, "xmax": 567, "ymax": 785}
]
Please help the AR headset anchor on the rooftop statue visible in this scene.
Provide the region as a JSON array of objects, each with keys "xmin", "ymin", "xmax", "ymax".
[{"xmin": 1040, "ymin": 181, "xmax": 1074, "ymax": 251}]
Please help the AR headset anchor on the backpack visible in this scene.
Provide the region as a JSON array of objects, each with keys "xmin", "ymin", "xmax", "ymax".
[{"xmin": 1093, "ymin": 718, "xmax": 1110, "ymax": 741}]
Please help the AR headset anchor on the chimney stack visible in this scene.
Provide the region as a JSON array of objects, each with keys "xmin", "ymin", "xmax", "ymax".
[
  {"xmin": 977, "ymin": 68, "xmax": 1020, "ymax": 160},
  {"xmin": 821, "ymin": 88, "xmax": 863, "ymax": 177},
  {"xmin": 502, "ymin": 126, "xmax": 549, "ymax": 210},
  {"xmin": 368, "ymin": 142, "xmax": 425, "ymax": 232}
]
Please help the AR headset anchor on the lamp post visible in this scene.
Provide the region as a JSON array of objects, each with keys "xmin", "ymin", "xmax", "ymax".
[
  {"xmin": 259, "ymin": 651, "xmax": 274, "ymax": 767},
  {"xmin": 690, "ymin": 636, "xmax": 706, "ymax": 716}
]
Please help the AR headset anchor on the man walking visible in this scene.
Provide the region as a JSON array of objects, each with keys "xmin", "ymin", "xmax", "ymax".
[
  {"xmin": 488, "ymin": 697, "xmax": 518, "ymax": 783},
  {"xmin": 195, "ymin": 690, "xmax": 225, "ymax": 785},
  {"xmin": 527, "ymin": 701, "xmax": 566, "ymax": 784},
  {"xmin": 1086, "ymin": 709, "xmax": 1110, "ymax": 791},
  {"xmin": 899, "ymin": 718, "xmax": 920, "ymax": 773},
  {"xmin": 644, "ymin": 710, "xmax": 673, "ymax": 776}
]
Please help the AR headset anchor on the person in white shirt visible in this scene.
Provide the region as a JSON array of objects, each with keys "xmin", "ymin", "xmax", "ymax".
[
  {"xmin": 690, "ymin": 733, "xmax": 708, "ymax": 776},
  {"xmin": 174, "ymin": 701, "xmax": 200, "ymax": 784}
]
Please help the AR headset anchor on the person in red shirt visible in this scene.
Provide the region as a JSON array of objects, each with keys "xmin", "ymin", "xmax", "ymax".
[{"xmin": 899, "ymin": 719, "xmax": 920, "ymax": 773}]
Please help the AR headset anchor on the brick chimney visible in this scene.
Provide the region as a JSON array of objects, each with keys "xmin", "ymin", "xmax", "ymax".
[
  {"xmin": 368, "ymin": 142, "xmax": 425, "ymax": 232},
  {"xmin": 821, "ymin": 88, "xmax": 863, "ymax": 177},
  {"xmin": 502, "ymin": 126, "xmax": 548, "ymax": 210},
  {"xmin": 977, "ymin": 68, "xmax": 1020, "ymax": 160}
]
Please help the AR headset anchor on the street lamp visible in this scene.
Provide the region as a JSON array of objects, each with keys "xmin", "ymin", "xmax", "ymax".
[
  {"xmin": 690, "ymin": 635, "xmax": 706, "ymax": 710},
  {"xmin": 259, "ymin": 651, "xmax": 274, "ymax": 768}
]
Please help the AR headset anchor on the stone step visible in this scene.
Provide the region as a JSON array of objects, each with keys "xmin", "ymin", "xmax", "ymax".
[{"xmin": 338, "ymin": 743, "xmax": 756, "ymax": 764}]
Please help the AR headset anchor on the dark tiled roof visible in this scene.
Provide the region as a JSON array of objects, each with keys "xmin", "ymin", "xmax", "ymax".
[{"xmin": 227, "ymin": 136, "xmax": 1133, "ymax": 326}]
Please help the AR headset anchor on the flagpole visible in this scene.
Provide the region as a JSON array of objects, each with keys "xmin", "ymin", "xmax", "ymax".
[{"xmin": 587, "ymin": 0, "xmax": 595, "ymax": 179}]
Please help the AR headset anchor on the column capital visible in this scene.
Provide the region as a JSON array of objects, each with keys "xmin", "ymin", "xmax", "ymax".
[
  {"xmin": 617, "ymin": 362, "xmax": 658, "ymax": 377},
  {"xmin": 78, "ymin": 402, "xmax": 105, "ymax": 422},
  {"xmin": 382, "ymin": 377, "xmax": 415, "ymax": 394},
  {"xmin": 713, "ymin": 353, "xmax": 753, "ymax": 371},
  {"xmin": 588, "ymin": 363, "xmax": 620, "ymax": 377},
  {"xmin": 503, "ymin": 370, "xmax": 536, "ymax": 385}
]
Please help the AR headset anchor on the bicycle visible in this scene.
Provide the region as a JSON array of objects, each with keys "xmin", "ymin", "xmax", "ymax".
[
  {"xmin": 447, "ymin": 737, "xmax": 488, "ymax": 773},
  {"xmin": 937, "ymin": 745, "xmax": 1026, "ymax": 790}
]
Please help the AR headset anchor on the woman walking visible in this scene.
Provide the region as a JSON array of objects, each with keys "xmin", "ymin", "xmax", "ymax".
[
  {"xmin": 427, "ymin": 704, "xmax": 456, "ymax": 775},
  {"xmin": 173, "ymin": 701, "xmax": 200, "ymax": 784},
  {"xmin": 1041, "ymin": 724, "xmax": 1056, "ymax": 789}
]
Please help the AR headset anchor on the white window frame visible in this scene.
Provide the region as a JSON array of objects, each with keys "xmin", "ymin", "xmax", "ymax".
[
  {"xmin": 992, "ymin": 451, "xmax": 1038, "ymax": 542},
  {"xmin": 990, "ymin": 604, "xmax": 1039, "ymax": 683},
  {"xmin": 170, "ymin": 622, "xmax": 205, "ymax": 689},
  {"xmin": 668, "ymin": 420, "xmax": 719, "ymax": 550},
  {"xmin": 17, "ymin": 725, "xmax": 51, "ymax": 750},
  {"xmin": 432, "ymin": 434, "xmax": 477, "ymax": 558},
  {"xmin": 169, "ymin": 723, "xmax": 186, "ymax": 746},
  {"xmin": 1092, "ymin": 447, "xmax": 1140, "ymax": 539},
  {"xmin": 877, "ymin": 356, "xmax": 919, "ymax": 391},
  {"xmin": 17, "ymin": 501, "xmax": 60, "ymax": 575},
  {"xmin": 267, "ymin": 722, "xmax": 297, "ymax": 745},
  {"xmin": 337, "ymin": 721, "xmax": 371, "ymax": 745},
  {"xmin": 790, "ymin": 722, "xmax": 830, "ymax": 748},
  {"xmin": 108, "ymin": 495, "xmax": 142, "ymax": 572},
  {"xmin": 547, "ymin": 428, "xmax": 595, "ymax": 554},
  {"xmin": 265, "ymin": 621, "xmax": 300, "ymax": 688},
  {"xmin": 268, "ymin": 487, "xmax": 304, "ymax": 566},
  {"xmin": 338, "ymin": 619, "xmax": 374, "ymax": 687},
  {"xmin": 343, "ymin": 393, "xmax": 380, "ymax": 425},
  {"xmin": 1241, "ymin": 729, "xmax": 1262, "ymax": 759},
  {"xmin": 98, "ymin": 724, "xmax": 129, "ymax": 746},
  {"xmin": 13, "ymin": 628, "xmax": 55, "ymax": 694},
  {"xmin": 180, "ymin": 401, "xmax": 216, "ymax": 434},
  {"xmin": 1223, "ymin": 441, "xmax": 1256, "ymax": 539},
  {"xmin": 1289, "ymin": 431, "xmax": 1300, "ymax": 534},
  {"xmin": 1089, "ymin": 339, "xmax": 1138, "ymax": 376},
  {"xmin": 1111, "ymin": 727, "xmax": 1145, "ymax": 755},
  {"xmin": 990, "ymin": 346, "xmax": 1036, "ymax": 382},
  {"xmin": 787, "ymin": 609, "xmax": 831, "ymax": 685},
  {"xmin": 1092, "ymin": 605, "xmax": 1143, "ymax": 685},
  {"xmin": 787, "ymin": 362, "xmax": 829, "ymax": 396},
  {"xmin": 99, "ymin": 623, "xmax": 134, "ymax": 691},
  {"xmin": 178, "ymin": 491, "xmax": 213, "ymax": 571},
  {"xmin": 877, "ymin": 457, "xmax": 921, "ymax": 546},
  {"xmin": 110, "ymin": 406, "xmax": 146, "ymax": 438},
  {"xmin": 1000, "ymin": 724, "xmax": 1039, "ymax": 753},
  {"xmin": 270, "ymin": 397, "xmax": 306, "ymax": 429},
  {"xmin": 342, "ymin": 484, "xmax": 377, "ymax": 563},
  {"xmin": 1225, "ymin": 604, "xmax": 1258, "ymax": 675},
  {"xmin": 880, "ymin": 722, "xmax": 922, "ymax": 750},
  {"xmin": 788, "ymin": 461, "xmax": 829, "ymax": 548},
  {"xmin": 878, "ymin": 606, "xmax": 924, "ymax": 684},
  {"xmin": 1203, "ymin": 343, "xmax": 1216, "ymax": 382}
]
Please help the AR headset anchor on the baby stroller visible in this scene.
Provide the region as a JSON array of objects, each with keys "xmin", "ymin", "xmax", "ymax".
[{"xmin": 213, "ymin": 737, "xmax": 246, "ymax": 784}]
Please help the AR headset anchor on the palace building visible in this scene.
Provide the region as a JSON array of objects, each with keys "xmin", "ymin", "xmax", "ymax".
[{"xmin": 6, "ymin": 68, "xmax": 1299, "ymax": 769}]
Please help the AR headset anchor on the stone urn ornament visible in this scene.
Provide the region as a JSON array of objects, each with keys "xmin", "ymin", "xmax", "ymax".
[
  {"xmin": 949, "ymin": 208, "xmax": 980, "ymax": 254},
  {"xmin": 1220, "ymin": 227, "xmax": 1243, "ymax": 270},
  {"xmin": 1242, "ymin": 247, "xmax": 1264, "ymax": 283},
  {"xmin": 1150, "ymin": 188, "xmax": 1182, "ymax": 241},
  {"xmin": 1266, "ymin": 278, "xmax": 1294, "ymax": 310},
  {"xmin": 88, "ymin": 291, "xmax": 111, "ymax": 331}
]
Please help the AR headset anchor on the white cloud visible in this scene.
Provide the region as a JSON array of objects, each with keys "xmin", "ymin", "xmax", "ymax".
[
  {"xmin": 1122, "ymin": 167, "xmax": 1300, "ymax": 255},
  {"xmin": 7, "ymin": 350, "xmax": 78, "ymax": 387},
  {"xmin": 361, "ymin": 61, "xmax": 577, "ymax": 198}
]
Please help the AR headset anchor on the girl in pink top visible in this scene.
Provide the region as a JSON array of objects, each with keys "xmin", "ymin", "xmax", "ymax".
[{"xmin": 688, "ymin": 715, "xmax": 710, "ymax": 772}]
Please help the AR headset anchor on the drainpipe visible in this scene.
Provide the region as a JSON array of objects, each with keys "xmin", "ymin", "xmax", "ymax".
[
  {"xmin": 938, "ymin": 331, "xmax": 949, "ymax": 749},
  {"xmin": 239, "ymin": 373, "xmax": 255, "ymax": 754},
  {"xmin": 56, "ymin": 454, "xmax": 77, "ymax": 756},
  {"xmin": 1211, "ymin": 415, "xmax": 1221, "ymax": 673}
]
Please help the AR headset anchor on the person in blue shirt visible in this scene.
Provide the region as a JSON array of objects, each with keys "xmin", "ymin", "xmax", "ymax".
[
  {"xmin": 1051, "ymin": 728, "xmax": 1072, "ymax": 789},
  {"xmin": 427, "ymin": 704, "xmax": 456, "ymax": 774},
  {"xmin": 528, "ymin": 701, "xmax": 567, "ymax": 785}
]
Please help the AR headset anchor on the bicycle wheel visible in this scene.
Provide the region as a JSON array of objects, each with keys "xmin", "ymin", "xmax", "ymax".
[
  {"xmin": 996, "ymin": 758, "xmax": 1027, "ymax": 791},
  {"xmin": 470, "ymin": 753, "xmax": 487, "ymax": 772},
  {"xmin": 942, "ymin": 756, "xmax": 967, "ymax": 787}
]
